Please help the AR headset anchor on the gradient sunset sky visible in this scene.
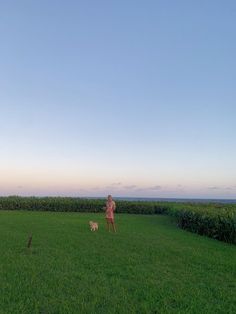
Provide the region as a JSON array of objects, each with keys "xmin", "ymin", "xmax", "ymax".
[{"xmin": 1, "ymin": 1, "xmax": 236, "ymax": 198}]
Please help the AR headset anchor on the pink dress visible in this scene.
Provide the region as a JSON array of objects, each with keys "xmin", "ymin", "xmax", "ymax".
[{"xmin": 106, "ymin": 201, "xmax": 115, "ymax": 220}]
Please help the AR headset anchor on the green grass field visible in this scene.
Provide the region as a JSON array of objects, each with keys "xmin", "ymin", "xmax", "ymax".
[{"xmin": 0, "ymin": 211, "xmax": 235, "ymax": 314}]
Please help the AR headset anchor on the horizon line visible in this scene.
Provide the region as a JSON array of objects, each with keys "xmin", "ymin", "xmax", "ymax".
[{"xmin": 1, "ymin": 195, "xmax": 236, "ymax": 202}]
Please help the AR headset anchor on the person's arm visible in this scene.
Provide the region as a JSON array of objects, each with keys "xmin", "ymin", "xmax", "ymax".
[{"xmin": 113, "ymin": 201, "xmax": 116, "ymax": 211}]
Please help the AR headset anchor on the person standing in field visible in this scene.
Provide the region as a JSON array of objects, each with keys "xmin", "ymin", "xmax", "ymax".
[{"xmin": 105, "ymin": 195, "xmax": 116, "ymax": 232}]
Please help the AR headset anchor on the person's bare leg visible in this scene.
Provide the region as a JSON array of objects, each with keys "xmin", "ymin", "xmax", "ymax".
[
  {"xmin": 107, "ymin": 219, "xmax": 112, "ymax": 232},
  {"xmin": 111, "ymin": 221, "xmax": 116, "ymax": 233},
  {"xmin": 106, "ymin": 219, "xmax": 110, "ymax": 231}
]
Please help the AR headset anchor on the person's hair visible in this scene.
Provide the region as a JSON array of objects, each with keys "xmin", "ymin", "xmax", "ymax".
[{"xmin": 108, "ymin": 195, "xmax": 112, "ymax": 200}]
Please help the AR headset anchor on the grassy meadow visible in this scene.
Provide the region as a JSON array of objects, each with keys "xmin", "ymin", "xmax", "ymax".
[{"xmin": 0, "ymin": 210, "xmax": 235, "ymax": 314}]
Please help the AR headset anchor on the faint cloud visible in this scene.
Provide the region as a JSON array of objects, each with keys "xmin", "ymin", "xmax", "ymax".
[
  {"xmin": 124, "ymin": 185, "xmax": 137, "ymax": 189},
  {"xmin": 17, "ymin": 185, "xmax": 23, "ymax": 189},
  {"xmin": 91, "ymin": 186, "xmax": 101, "ymax": 190},
  {"xmin": 208, "ymin": 186, "xmax": 236, "ymax": 191},
  {"xmin": 149, "ymin": 185, "xmax": 162, "ymax": 190},
  {"xmin": 225, "ymin": 186, "xmax": 236, "ymax": 191},
  {"xmin": 133, "ymin": 185, "xmax": 162, "ymax": 192},
  {"xmin": 111, "ymin": 182, "xmax": 122, "ymax": 186},
  {"xmin": 134, "ymin": 188, "xmax": 145, "ymax": 192},
  {"xmin": 105, "ymin": 182, "xmax": 123, "ymax": 189},
  {"xmin": 208, "ymin": 186, "xmax": 220, "ymax": 190}
]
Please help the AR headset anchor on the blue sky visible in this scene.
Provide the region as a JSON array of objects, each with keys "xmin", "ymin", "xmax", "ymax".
[{"xmin": 0, "ymin": 1, "xmax": 236, "ymax": 198}]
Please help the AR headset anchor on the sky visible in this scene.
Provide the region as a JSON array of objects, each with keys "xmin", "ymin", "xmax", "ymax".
[{"xmin": 0, "ymin": 1, "xmax": 236, "ymax": 199}]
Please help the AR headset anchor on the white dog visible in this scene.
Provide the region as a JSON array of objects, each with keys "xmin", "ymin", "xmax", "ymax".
[{"xmin": 89, "ymin": 221, "xmax": 98, "ymax": 231}]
